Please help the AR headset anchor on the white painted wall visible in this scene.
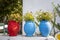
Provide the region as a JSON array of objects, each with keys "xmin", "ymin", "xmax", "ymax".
[{"xmin": 23, "ymin": 0, "xmax": 60, "ymax": 13}]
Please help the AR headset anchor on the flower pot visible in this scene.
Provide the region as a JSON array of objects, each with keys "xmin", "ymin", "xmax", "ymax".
[
  {"xmin": 39, "ymin": 20, "xmax": 52, "ymax": 37},
  {"xmin": 8, "ymin": 20, "xmax": 20, "ymax": 36},
  {"xmin": 24, "ymin": 21, "xmax": 35, "ymax": 36}
]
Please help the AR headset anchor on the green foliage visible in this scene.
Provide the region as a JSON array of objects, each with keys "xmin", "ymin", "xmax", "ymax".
[
  {"xmin": 55, "ymin": 4, "xmax": 60, "ymax": 16},
  {"xmin": 36, "ymin": 11, "xmax": 53, "ymax": 21},
  {"xmin": 51, "ymin": 21, "xmax": 60, "ymax": 30},
  {"xmin": 52, "ymin": 3, "xmax": 60, "ymax": 16},
  {"xmin": 52, "ymin": 3, "xmax": 60, "ymax": 30},
  {"xmin": 24, "ymin": 12, "xmax": 34, "ymax": 21},
  {"xmin": 8, "ymin": 13, "xmax": 22, "ymax": 22},
  {"xmin": 0, "ymin": 0, "xmax": 22, "ymax": 22}
]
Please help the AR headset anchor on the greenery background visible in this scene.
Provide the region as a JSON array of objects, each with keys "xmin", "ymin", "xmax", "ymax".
[
  {"xmin": 0, "ymin": 0, "xmax": 22, "ymax": 34},
  {"xmin": 0, "ymin": 0, "xmax": 22, "ymax": 23}
]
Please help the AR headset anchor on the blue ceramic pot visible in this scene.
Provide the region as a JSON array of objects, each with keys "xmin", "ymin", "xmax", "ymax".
[
  {"xmin": 39, "ymin": 20, "xmax": 52, "ymax": 37},
  {"xmin": 24, "ymin": 21, "xmax": 35, "ymax": 36}
]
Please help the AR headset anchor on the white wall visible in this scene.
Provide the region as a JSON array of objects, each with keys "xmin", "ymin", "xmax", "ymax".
[{"xmin": 23, "ymin": 0, "xmax": 60, "ymax": 13}]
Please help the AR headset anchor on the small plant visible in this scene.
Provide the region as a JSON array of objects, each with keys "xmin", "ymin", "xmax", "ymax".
[
  {"xmin": 8, "ymin": 12, "xmax": 22, "ymax": 22},
  {"xmin": 24, "ymin": 12, "xmax": 34, "ymax": 21},
  {"xmin": 36, "ymin": 11, "xmax": 53, "ymax": 21}
]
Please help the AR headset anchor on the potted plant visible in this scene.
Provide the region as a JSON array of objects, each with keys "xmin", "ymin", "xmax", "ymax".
[
  {"xmin": 36, "ymin": 11, "xmax": 53, "ymax": 37},
  {"xmin": 24, "ymin": 12, "xmax": 35, "ymax": 36},
  {"xmin": 7, "ymin": 12, "xmax": 22, "ymax": 36}
]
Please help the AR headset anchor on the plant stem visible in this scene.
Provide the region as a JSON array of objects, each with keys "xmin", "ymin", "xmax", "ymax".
[
  {"xmin": 52, "ymin": 2, "xmax": 57, "ymax": 37},
  {"xmin": 53, "ymin": 12, "xmax": 56, "ymax": 37}
]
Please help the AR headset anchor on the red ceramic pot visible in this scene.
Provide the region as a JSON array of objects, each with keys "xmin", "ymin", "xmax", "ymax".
[{"xmin": 8, "ymin": 20, "xmax": 20, "ymax": 36}]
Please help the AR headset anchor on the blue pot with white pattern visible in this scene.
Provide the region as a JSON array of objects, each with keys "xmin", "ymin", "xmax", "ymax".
[
  {"xmin": 39, "ymin": 20, "xmax": 52, "ymax": 37},
  {"xmin": 24, "ymin": 21, "xmax": 35, "ymax": 36}
]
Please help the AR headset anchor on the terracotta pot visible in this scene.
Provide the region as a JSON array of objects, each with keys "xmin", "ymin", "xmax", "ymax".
[{"xmin": 8, "ymin": 20, "xmax": 20, "ymax": 36}]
